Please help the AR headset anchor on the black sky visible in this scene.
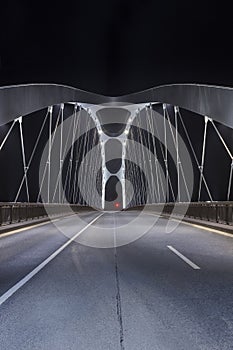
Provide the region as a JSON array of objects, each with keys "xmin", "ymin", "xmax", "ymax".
[{"xmin": 1, "ymin": 1, "xmax": 233, "ymax": 95}]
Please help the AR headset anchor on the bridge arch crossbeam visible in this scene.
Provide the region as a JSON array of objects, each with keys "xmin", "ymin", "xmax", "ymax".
[
  {"xmin": 1, "ymin": 83, "xmax": 233, "ymax": 130},
  {"xmin": 0, "ymin": 83, "xmax": 233, "ymax": 207}
]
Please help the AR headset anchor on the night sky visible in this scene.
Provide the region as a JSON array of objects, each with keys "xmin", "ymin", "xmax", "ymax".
[
  {"xmin": 0, "ymin": 1, "xmax": 233, "ymax": 204},
  {"xmin": 1, "ymin": 1, "xmax": 233, "ymax": 95}
]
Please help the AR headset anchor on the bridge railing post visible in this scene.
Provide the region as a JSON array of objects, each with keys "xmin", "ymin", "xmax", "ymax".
[
  {"xmin": 226, "ymin": 203, "xmax": 229, "ymax": 225},
  {"xmin": 0, "ymin": 206, "xmax": 2, "ymax": 226},
  {"xmin": 227, "ymin": 203, "xmax": 232, "ymax": 225}
]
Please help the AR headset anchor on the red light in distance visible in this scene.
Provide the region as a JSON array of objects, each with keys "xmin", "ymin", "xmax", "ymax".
[{"xmin": 114, "ymin": 202, "xmax": 120, "ymax": 208}]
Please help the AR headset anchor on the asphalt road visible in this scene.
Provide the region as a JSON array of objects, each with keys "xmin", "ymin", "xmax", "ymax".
[{"xmin": 0, "ymin": 210, "xmax": 233, "ymax": 350}]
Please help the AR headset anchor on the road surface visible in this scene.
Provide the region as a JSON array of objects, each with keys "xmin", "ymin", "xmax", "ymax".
[{"xmin": 0, "ymin": 210, "xmax": 233, "ymax": 350}]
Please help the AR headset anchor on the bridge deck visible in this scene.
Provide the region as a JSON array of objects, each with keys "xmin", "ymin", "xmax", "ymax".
[{"xmin": 0, "ymin": 211, "xmax": 232, "ymax": 350}]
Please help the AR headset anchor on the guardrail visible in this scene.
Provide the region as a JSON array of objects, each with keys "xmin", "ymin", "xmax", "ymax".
[
  {"xmin": 162, "ymin": 202, "xmax": 233, "ymax": 225},
  {"xmin": 0, "ymin": 203, "xmax": 95, "ymax": 226},
  {"xmin": 2, "ymin": 202, "xmax": 233, "ymax": 227},
  {"xmin": 127, "ymin": 202, "xmax": 233, "ymax": 226}
]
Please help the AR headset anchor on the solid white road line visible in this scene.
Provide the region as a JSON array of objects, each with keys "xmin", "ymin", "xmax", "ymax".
[
  {"xmin": 164, "ymin": 215, "xmax": 233, "ymax": 238},
  {"xmin": 178, "ymin": 221, "xmax": 233, "ymax": 238},
  {"xmin": 0, "ymin": 221, "xmax": 55, "ymax": 239},
  {"xmin": 147, "ymin": 212, "xmax": 233, "ymax": 238},
  {"xmin": 0, "ymin": 213, "xmax": 87, "ymax": 239},
  {"xmin": 0, "ymin": 212, "xmax": 104, "ymax": 307},
  {"xmin": 167, "ymin": 245, "xmax": 201, "ymax": 270}
]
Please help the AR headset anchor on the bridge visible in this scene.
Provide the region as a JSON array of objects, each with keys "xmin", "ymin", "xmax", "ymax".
[{"xmin": 0, "ymin": 83, "xmax": 232, "ymax": 349}]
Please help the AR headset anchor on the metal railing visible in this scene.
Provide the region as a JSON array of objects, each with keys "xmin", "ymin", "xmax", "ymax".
[
  {"xmin": 162, "ymin": 202, "xmax": 233, "ymax": 225},
  {"xmin": 127, "ymin": 202, "xmax": 233, "ymax": 226},
  {"xmin": 0, "ymin": 203, "xmax": 95, "ymax": 226},
  {"xmin": 2, "ymin": 202, "xmax": 232, "ymax": 227}
]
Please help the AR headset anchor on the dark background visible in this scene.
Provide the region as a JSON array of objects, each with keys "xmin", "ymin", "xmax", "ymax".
[
  {"xmin": 0, "ymin": 1, "xmax": 233, "ymax": 95},
  {"xmin": 0, "ymin": 1, "xmax": 233, "ymax": 204}
]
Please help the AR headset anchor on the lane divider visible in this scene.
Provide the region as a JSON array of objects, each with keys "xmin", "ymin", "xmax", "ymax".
[
  {"xmin": 167, "ymin": 245, "xmax": 201, "ymax": 270},
  {"xmin": 0, "ymin": 212, "xmax": 104, "ymax": 307}
]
